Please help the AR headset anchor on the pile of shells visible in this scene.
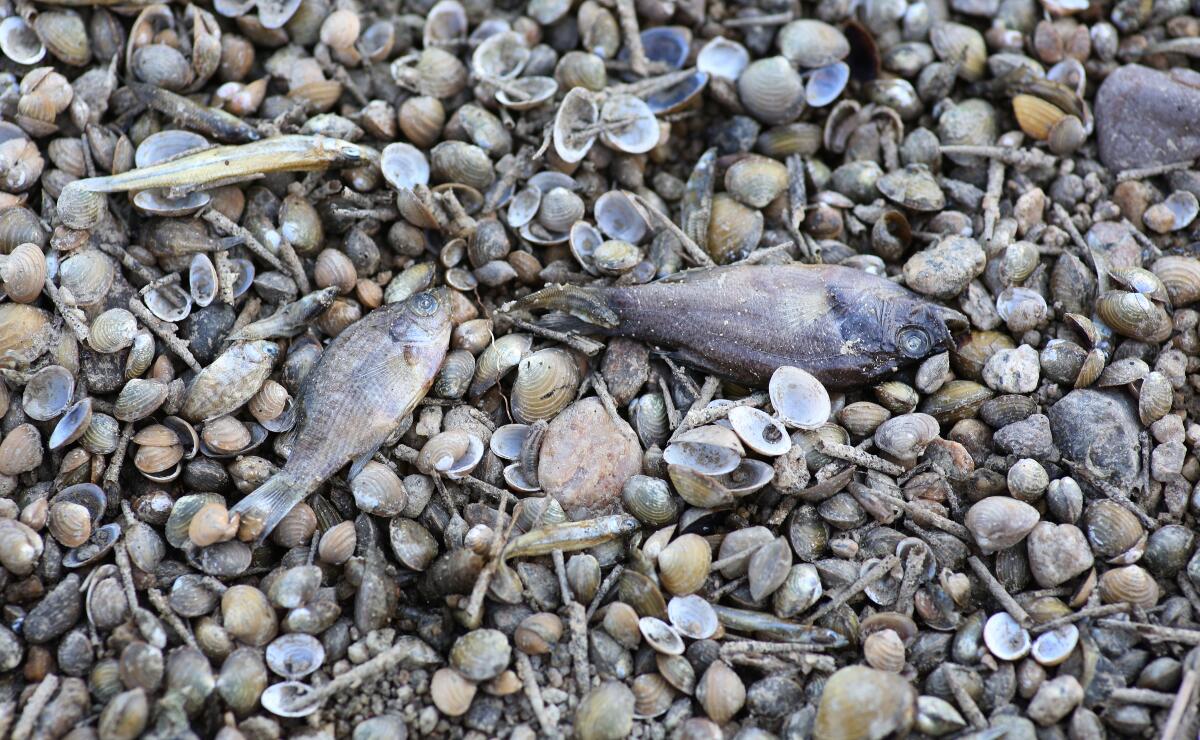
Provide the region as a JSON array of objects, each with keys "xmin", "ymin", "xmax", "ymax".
[{"xmin": 6, "ymin": 0, "xmax": 1200, "ymax": 737}]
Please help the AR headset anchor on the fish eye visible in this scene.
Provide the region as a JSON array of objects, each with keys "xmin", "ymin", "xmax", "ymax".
[
  {"xmin": 412, "ymin": 292, "xmax": 438, "ymax": 316},
  {"xmin": 897, "ymin": 325, "xmax": 932, "ymax": 358}
]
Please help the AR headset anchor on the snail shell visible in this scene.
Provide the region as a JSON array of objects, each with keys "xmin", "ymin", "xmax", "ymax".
[{"xmin": 188, "ymin": 502, "xmax": 239, "ymax": 547}]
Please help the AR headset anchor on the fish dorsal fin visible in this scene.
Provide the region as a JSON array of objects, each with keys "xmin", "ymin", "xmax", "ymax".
[{"xmin": 654, "ymin": 264, "xmax": 745, "ymax": 284}]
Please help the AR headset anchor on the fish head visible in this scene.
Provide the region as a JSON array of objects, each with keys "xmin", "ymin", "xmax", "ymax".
[
  {"xmin": 884, "ymin": 299, "xmax": 969, "ymax": 362},
  {"xmin": 390, "ymin": 288, "xmax": 452, "ymax": 344},
  {"xmin": 317, "ymin": 136, "xmax": 368, "ymax": 167}
]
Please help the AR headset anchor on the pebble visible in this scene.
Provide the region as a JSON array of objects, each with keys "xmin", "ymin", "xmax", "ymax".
[
  {"xmin": 982, "ymin": 345, "xmax": 1040, "ymax": 394},
  {"xmin": 1026, "ymin": 676, "xmax": 1083, "ymax": 726},
  {"xmin": 1096, "ymin": 65, "xmax": 1200, "ymax": 172},
  {"xmin": 1151, "ymin": 440, "xmax": 1185, "ymax": 482},
  {"xmin": 993, "ymin": 414, "xmax": 1056, "ymax": 459},
  {"xmin": 1150, "ymin": 415, "xmax": 1185, "ymax": 444},
  {"xmin": 538, "ymin": 397, "xmax": 642, "ymax": 518},
  {"xmin": 902, "ymin": 236, "xmax": 987, "ymax": 299},
  {"xmin": 1047, "ymin": 390, "xmax": 1141, "ymax": 490},
  {"xmin": 938, "ymin": 100, "xmax": 997, "ymax": 165},
  {"xmin": 1026, "ymin": 522, "xmax": 1094, "ymax": 588}
]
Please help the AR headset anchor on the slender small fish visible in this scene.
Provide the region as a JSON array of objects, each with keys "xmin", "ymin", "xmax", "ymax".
[
  {"xmin": 227, "ymin": 287, "xmax": 341, "ymax": 342},
  {"xmin": 503, "ymin": 263, "xmax": 967, "ymax": 388},
  {"xmin": 712, "ymin": 605, "xmax": 848, "ymax": 647},
  {"xmin": 503, "ymin": 515, "xmax": 640, "ymax": 559},
  {"xmin": 232, "ymin": 290, "xmax": 452, "ymax": 541},
  {"xmin": 128, "ymin": 83, "xmax": 261, "ymax": 143},
  {"xmin": 68, "ymin": 135, "xmax": 364, "ymax": 195}
]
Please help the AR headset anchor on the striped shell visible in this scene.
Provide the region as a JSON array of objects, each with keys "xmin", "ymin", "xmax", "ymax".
[
  {"xmin": 1098, "ymin": 565, "xmax": 1159, "ymax": 609},
  {"xmin": 511, "ymin": 348, "xmax": 580, "ymax": 424},
  {"xmin": 248, "ymin": 379, "xmax": 289, "ymax": 423},
  {"xmin": 114, "ymin": 379, "xmax": 168, "ymax": 422},
  {"xmin": 1151, "ymin": 255, "xmax": 1200, "ymax": 307},
  {"xmin": 1, "ymin": 243, "xmax": 46, "ymax": 303},
  {"xmin": 469, "ymin": 333, "xmax": 532, "ymax": 399},
  {"xmin": 89, "ymin": 308, "xmax": 138, "ymax": 353},
  {"xmin": 0, "ymin": 423, "xmax": 42, "ymax": 475},
  {"xmin": 351, "ymin": 461, "xmax": 408, "ymax": 517}
]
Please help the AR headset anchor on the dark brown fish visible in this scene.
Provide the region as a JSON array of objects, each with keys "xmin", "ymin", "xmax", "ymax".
[
  {"xmin": 232, "ymin": 290, "xmax": 451, "ymax": 541},
  {"xmin": 503, "ymin": 264, "xmax": 966, "ymax": 388}
]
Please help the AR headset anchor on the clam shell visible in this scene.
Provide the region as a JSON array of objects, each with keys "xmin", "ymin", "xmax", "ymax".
[
  {"xmin": 1098, "ymin": 565, "xmax": 1159, "ymax": 609},
  {"xmin": 115, "ymin": 379, "xmax": 168, "ymax": 422},
  {"xmin": 81, "ymin": 413, "xmax": 120, "ymax": 455},
  {"xmin": 431, "ymin": 667, "xmax": 477, "ymax": 717},
  {"xmin": 873, "ymin": 413, "xmax": 940, "ymax": 462},
  {"xmin": 657, "ymin": 533, "xmax": 711, "ymax": 596},
  {"xmin": 696, "ymin": 661, "xmax": 745, "ymax": 725},
  {"xmin": 1012, "ymin": 94, "xmax": 1067, "ymax": 140},
  {"xmin": 638, "ymin": 616, "xmax": 685, "ymax": 655},
  {"xmin": 381, "ymin": 142, "xmax": 430, "ymax": 191},
  {"xmin": 1095, "ymin": 290, "xmax": 1172, "ymax": 342},
  {"xmin": 632, "ymin": 673, "xmax": 675, "ymax": 719},
  {"xmin": 663, "ymin": 425, "xmax": 744, "ymax": 475},
  {"xmin": 0, "ymin": 423, "xmax": 42, "ymax": 475},
  {"xmin": 266, "ymin": 633, "xmax": 325, "ymax": 679},
  {"xmin": 622, "ymin": 474, "xmax": 679, "ymax": 526},
  {"xmin": 351, "ymin": 461, "xmax": 407, "ymax": 517},
  {"xmin": 552, "ymin": 87, "xmax": 599, "ymax": 163},
  {"xmin": 58, "ymin": 250, "xmax": 114, "ymax": 307},
  {"xmin": 725, "ymin": 155, "xmax": 788, "ymax": 209},
  {"xmin": 512, "ymin": 347, "xmax": 580, "ymax": 424},
  {"xmin": 23, "ymin": 364, "xmax": 73, "ymax": 421},
  {"xmin": 469, "ymin": 333, "xmax": 532, "ymax": 398},
  {"xmin": 737, "ymin": 57, "xmax": 805, "ymax": 125},
  {"xmin": 188, "ymin": 254, "xmax": 218, "ymax": 308},
  {"xmin": 599, "ymin": 94, "xmax": 659, "ymax": 154},
  {"xmin": 260, "ymin": 681, "xmax": 318, "ymax": 718},
  {"xmin": 0, "ymin": 17, "xmax": 45, "ymax": 66},
  {"xmin": 594, "ymin": 190, "xmax": 648, "ymax": 244},
  {"xmin": 697, "ymin": 37, "xmax": 749, "ymax": 81},
  {"xmin": 1084, "ymin": 500, "xmax": 1146, "ymax": 561},
  {"xmin": 1031, "ymin": 624, "xmax": 1078, "ymax": 667},
  {"xmin": 50, "ymin": 398, "xmax": 93, "ymax": 450},
  {"xmin": 1150, "ymin": 255, "xmax": 1200, "ymax": 306},
  {"xmin": 217, "ymin": 648, "xmax": 268, "ymax": 716},
  {"xmin": 770, "ymin": 365, "xmax": 831, "ymax": 429},
  {"xmin": 1, "ymin": 243, "xmax": 46, "ymax": 304},
  {"xmin": 667, "ymin": 594, "xmax": 719, "ymax": 639},
  {"xmin": 863, "ymin": 628, "xmax": 906, "ymax": 672},
  {"xmin": 983, "ymin": 612, "xmax": 1031, "ymax": 661},
  {"xmin": 89, "ymin": 308, "xmax": 138, "ymax": 354}
]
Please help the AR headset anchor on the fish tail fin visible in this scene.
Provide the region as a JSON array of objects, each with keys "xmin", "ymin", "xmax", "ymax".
[
  {"xmin": 231, "ymin": 471, "xmax": 314, "ymax": 545},
  {"xmin": 499, "ymin": 284, "xmax": 620, "ymax": 329}
]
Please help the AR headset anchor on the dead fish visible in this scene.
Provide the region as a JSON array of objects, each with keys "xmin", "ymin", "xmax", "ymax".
[
  {"xmin": 712, "ymin": 605, "xmax": 848, "ymax": 646},
  {"xmin": 231, "ymin": 290, "xmax": 451, "ymax": 541},
  {"xmin": 502, "ymin": 264, "xmax": 967, "ymax": 388},
  {"xmin": 503, "ymin": 515, "xmax": 639, "ymax": 560},
  {"xmin": 227, "ymin": 287, "xmax": 340, "ymax": 342}
]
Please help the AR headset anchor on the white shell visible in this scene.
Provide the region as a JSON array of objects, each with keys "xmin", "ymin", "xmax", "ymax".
[
  {"xmin": 727, "ymin": 406, "xmax": 791, "ymax": 456},
  {"xmin": 769, "ymin": 366, "xmax": 831, "ymax": 429},
  {"xmin": 260, "ymin": 681, "xmax": 319, "ymax": 717},
  {"xmin": 381, "ymin": 142, "xmax": 431, "ymax": 191},
  {"xmin": 190, "ymin": 254, "xmax": 218, "ymax": 307},
  {"xmin": 983, "ymin": 612, "xmax": 1031, "ymax": 661},
  {"xmin": 667, "ymin": 595, "xmax": 719, "ymax": 640},
  {"xmin": 638, "ymin": 616, "xmax": 685, "ymax": 655},
  {"xmin": 1031, "ymin": 624, "xmax": 1078, "ymax": 667},
  {"xmin": 594, "ymin": 191, "xmax": 648, "ymax": 244},
  {"xmin": 266, "ymin": 633, "xmax": 326, "ymax": 679},
  {"xmin": 697, "ymin": 37, "xmax": 749, "ymax": 81}
]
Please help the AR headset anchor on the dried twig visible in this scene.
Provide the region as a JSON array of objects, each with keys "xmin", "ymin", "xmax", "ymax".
[
  {"xmin": 1064, "ymin": 460, "xmax": 1158, "ymax": 530},
  {"xmin": 586, "ymin": 564, "xmax": 623, "ymax": 620},
  {"xmin": 1109, "ymin": 688, "xmax": 1177, "ymax": 707},
  {"xmin": 805, "ymin": 555, "xmax": 900, "ymax": 625},
  {"xmin": 669, "ymin": 375, "xmax": 721, "ymax": 443},
  {"xmin": 505, "ymin": 316, "xmax": 605, "ymax": 355},
  {"xmin": 820, "ymin": 441, "xmax": 904, "ymax": 476},
  {"xmin": 967, "ymin": 556, "xmax": 1031, "ymax": 628},
  {"xmin": 1116, "ymin": 159, "xmax": 1194, "ymax": 182},
  {"xmin": 629, "ymin": 193, "xmax": 715, "ymax": 267},
  {"xmin": 148, "ymin": 587, "xmax": 199, "ymax": 649},
  {"xmin": 1095, "ymin": 619, "xmax": 1200, "ymax": 645},
  {"xmin": 128, "ymin": 297, "xmax": 202, "ymax": 372},
  {"xmin": 462, "ymin": 488, "xmax": 511, "ymax": 628},
  {"xmin": 945, "ymin": 666, "xmax": 987, "ymax": 729},
  {"xmin": 1162, "ymin": 648, "xmax": 1200, "ymax": 740},
  {"xmin": 43, "ymin": 277, "xmax": 89, "ymax": 342},
  {"xmin": 201, "ymin": 208, "xmax": 284, "ymax": 271},
  {"xmin": 1029, "ymin": 602, "xmax": 1131, "ymax": 634},
  {"xmin": 515, "ymin": 652, "xmax": 558, "ymax": 737},
  {"xmin": 11, "ymin": 674, "xmax": 59, "ymax": 740},
  {"xmin": 614, "ymin": 0, "xmax": 648, "ymax": 76}
]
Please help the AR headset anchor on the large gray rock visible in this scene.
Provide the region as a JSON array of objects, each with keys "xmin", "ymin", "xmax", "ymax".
[
  {"xmin": 1047, "ymin": 389, "xmax": 1141, "ymax": 490},
  {"xmin": 1096, "ymin": 65, "xmax": 1200, "ymax": 171}
]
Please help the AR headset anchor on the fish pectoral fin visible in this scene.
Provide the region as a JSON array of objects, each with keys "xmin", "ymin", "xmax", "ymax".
[{"xmin": 169, "ymin": 173, "xmax": 263, "ymax": 198}]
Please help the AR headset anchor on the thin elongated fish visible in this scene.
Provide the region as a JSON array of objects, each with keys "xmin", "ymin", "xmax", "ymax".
[
  {"xmin": 66, "ymin": 135, "xmax": 364, "ymax": 195},
  {"xmin": 232, "ymin": 290, "xmax": 451, "ymax": 541},
  {"xmin": 503, "ymin": 264, "xmax": 967, "ymax": 388}
]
